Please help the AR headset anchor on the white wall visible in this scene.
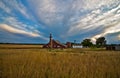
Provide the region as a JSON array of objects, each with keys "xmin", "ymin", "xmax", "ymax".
[{"xmin": 72, "ymin": 45, "xmax": 83, "ymax": 48}]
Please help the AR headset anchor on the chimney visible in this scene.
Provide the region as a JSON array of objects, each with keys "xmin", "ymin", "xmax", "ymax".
[{"xmin": 49, "ymin": 33, "xmax": 52, "ymax": 48}]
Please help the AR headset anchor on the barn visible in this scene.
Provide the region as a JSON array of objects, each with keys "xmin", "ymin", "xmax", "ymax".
[{"xmin": 43, "ymin": 34, "xmax": 67, "ymax": 48}]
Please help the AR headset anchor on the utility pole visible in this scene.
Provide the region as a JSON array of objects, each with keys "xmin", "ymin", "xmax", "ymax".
[{"xmin": 74, "ymin": 40, "xmax": 76, "ymax": 45}]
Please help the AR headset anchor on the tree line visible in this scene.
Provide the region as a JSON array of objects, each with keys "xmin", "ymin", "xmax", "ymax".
[{"xmin": 81, "ymin": 37, "xmax": 106, "ymax": 48}]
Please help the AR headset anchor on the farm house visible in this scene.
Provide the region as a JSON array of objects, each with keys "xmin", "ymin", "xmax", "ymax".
[{"xmin": 43, "ymin": 34, "xmax": 67, "ymax": 48}]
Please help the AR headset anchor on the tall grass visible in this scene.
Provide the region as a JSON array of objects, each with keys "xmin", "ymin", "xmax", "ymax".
[{"xmin": 0, "ymin": 49, "xmax": 120, "ymax": 78}]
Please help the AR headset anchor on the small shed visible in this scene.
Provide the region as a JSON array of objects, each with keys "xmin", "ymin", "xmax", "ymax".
[
  {"xmin": 106, "ymin": 45, "xmax": 120, "ymax": 51},
  {"xmin": 115, "ymin": 45, "xmax": 120, "ymax": 51}
]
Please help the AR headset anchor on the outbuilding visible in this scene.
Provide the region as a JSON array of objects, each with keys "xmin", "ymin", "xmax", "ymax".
[{"xmin": 106, "ymin": 45, "xmax": 120, "ymax": 51}]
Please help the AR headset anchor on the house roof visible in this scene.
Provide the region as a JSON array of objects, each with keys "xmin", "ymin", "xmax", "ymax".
[
  {"xmin": 52, "ymin": 39, "xmax": 66, "ymax": 47},
  {"xmin": 43, "ymin": 39, "xmax": 67, "ymax": 48}
]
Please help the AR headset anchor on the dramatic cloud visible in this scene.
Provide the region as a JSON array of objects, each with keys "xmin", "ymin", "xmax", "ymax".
[
  {"xmin": 68, "ymin": 3, "xmax": 120, "ymax": 35},
  {"xmin": 0, "ymin": 0, "xmax": 120, "ymax": 43}
]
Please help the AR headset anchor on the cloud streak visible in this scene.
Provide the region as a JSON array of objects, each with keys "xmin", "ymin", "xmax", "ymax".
[{"xmin": 0, "ymin": 24, "xmax": 40, "ymax": 37}]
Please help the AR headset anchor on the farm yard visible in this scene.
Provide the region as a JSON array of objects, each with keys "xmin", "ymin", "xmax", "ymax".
[{"xmin": 0, "ymin": 44, "xmax": 120, "ymax": 78}]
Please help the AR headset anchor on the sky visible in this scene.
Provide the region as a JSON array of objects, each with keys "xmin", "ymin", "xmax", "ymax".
[{"xmin": 0, "ymin": 0, "xmax": 120, "ymax": 44}]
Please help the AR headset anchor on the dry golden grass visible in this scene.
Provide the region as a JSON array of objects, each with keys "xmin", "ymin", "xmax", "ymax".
[
  {"xmin": 0, "ymin": 44, "xmax": 43, "ymax": 49},
  {"xmin": 0, "ymin": 47, "xmax": 120, "ymax": 78}
]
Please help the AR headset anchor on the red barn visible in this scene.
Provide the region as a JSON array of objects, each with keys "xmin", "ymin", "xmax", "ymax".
[{"xmin": 43, "ymin": 34, "xmax": 67, "ymax": 48}]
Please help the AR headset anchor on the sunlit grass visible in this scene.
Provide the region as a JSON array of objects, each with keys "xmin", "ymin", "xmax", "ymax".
[{"xmin": 0, "ymin": 47, "xmax": 120, "ymax": 78}]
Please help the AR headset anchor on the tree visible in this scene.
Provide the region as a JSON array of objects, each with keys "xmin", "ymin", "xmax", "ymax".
[
  {"xmin": 96, "ymin": 37, "xmax": 106, "ymax": 47},
  {"xmin": 81, "ymin": 39, "xmax": 93, "ymax": 48}
]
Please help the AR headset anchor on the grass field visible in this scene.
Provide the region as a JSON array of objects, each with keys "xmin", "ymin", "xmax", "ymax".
[{"xmin": 0, "ymin": 44, "xmax": 120, "ymax": 78}]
